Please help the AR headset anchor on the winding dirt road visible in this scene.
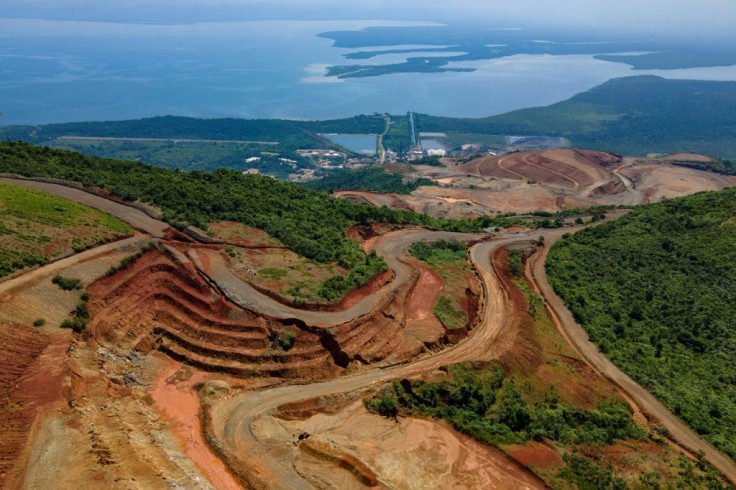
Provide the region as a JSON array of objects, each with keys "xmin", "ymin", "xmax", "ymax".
[
  {"xmin": 527, "ymin": 246, "xmax": 736, "ymax": 484},
  {"xmin": 211, "ymin": 232, "xmax": 553, "ymax": 489},
  {"xmin": 4, "ymin": 176, "xmax": 735, "ymax": 486},
  {"xmin": 196, "ymin": 230, "xmax": 482, "ymax": 325},
  {"xmin": 0, "ymin": 177, "xmax": 169, "ymax": 237}
]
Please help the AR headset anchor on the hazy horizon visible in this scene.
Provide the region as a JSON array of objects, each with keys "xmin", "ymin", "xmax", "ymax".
[{"xmin": 4, "ymin": 0, "xmax": 736, "ymax": 40}]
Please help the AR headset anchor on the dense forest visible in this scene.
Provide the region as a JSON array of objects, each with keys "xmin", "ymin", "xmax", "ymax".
[
  {"xmin": 416, "ymin": 76, "xmax": 736, "ymax": 161},
  {"xmin": 0, "ymin": 141, "xmax": 516, "ymax": 268},
  {"xmin": 0, "ymin": 114, "xmax": 386, "ymax": 145},
  {"xmin": 304, "ymin": 165, "xmax": 436, "ymax": 194},
  {"xmin": 546, "ymin": 188, "xmax": 736, "ymax": 460},
  {"xmin": 0, "ymin": 115, "xmax": 388, "ymax": 175}
]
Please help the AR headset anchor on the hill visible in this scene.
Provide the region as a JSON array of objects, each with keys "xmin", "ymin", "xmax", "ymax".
[
  {"xmin": 416, "ymin": 76, "xmax": 736, "ymax": 162},
  {"xmin": 546, "ymin": 188, "xmax": 736, "ymax": 460},
  {"xmin": 0, "ymin": 142, "xmax": 515, "ymax": 291},
  {"xmin": 0, "ymin": 181, "xmax": 131, "ymax": 278}
]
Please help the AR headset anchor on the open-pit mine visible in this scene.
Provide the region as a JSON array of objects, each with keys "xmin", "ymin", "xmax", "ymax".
[{"xmin": 1, "ymin": 154, "xmax": 735, "ymax": 490}]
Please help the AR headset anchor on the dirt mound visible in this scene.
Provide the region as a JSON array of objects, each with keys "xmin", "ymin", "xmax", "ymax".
[{"xmin": 460, "ymin": 149, "xmax": 620, "ymax": 191}]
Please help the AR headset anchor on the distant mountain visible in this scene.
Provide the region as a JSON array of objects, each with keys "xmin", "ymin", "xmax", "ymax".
[
  {"xmin": 416, "ymin": 76, "xmax": 736, "ymax": 161},
  {"xmin": 3, "ymin": 76, "xmax": 736, "ymax": 165}
]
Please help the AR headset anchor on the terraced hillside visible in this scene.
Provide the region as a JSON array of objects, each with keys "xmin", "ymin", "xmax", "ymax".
[
  {"xmin": 87, "ymin": 235, "xmax": 476, "ymax": 382},
  {"xmin": 459, "ymin": 149, "xmax": 621, "ymax": 192}
]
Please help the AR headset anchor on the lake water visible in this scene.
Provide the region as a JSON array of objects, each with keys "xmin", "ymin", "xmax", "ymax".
[{"xmin": 2, "ymin": 18, "xmax": 736, "ymax": 125}]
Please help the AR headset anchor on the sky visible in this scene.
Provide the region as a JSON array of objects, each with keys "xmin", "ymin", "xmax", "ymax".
[{"xmin": 3, "ymin": 0, "xmax": 736, "ymax": 38}]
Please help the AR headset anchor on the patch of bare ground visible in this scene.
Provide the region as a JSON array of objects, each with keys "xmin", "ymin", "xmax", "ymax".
[
  {"xmin": 335, "ymin": 149, "xmax": 734, "ymax": 216},
  {"xmin": 460, "ymin": 149, "xmax": 620, "ymax": 191},
  {"xmin": 150, "ymin": 359, "xmax": 242, "ymax": 490},
  {"xmin": 206, "ymin": 221, "xmax": 286, "ymax": 248},
  {"xmin": 268, "ymin": 399, "xmax": 546, "ymax": 489},
  {"xmin": 20, "ymin": 339, "xmax": 217, "ymax": 489},
  {"xmin": 0, "ymin": 323, "xmax": 57, "ymax": 488},
  {"xmin": 620, "ymin": 161, "xmax": 732, "ymax": 203},
  {"xmin": 661, "ymin": 152, "xmax": 714, "ymax": 163}
]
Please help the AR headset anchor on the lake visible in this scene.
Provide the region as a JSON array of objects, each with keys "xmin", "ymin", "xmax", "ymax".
[
  {"xmin": 2, "ymin": 18, "xmax": 736, "ymax": 125},
  {"xmin": 323, "ymin": 134, "xmax": 377, "ymax": 154}
]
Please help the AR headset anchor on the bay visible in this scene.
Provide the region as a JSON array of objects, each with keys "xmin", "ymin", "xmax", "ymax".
[{"xmin": 2, "ymin": 18, "xmax": 736, "ymax": 125}]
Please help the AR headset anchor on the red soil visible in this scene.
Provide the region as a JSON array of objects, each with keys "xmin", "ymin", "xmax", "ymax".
[
  {"xmin": 150, "ymin": 359, "xmax": 241, "ymax": 490},
  {"xmin": 85, "ymin": 241, "xmax": 455, "ymax": 382},
  {"xmin": 507, "ymin": 442, "xmax": 563, "ymax": 469},
  {"xmin": 461, "ymin": 149, "xmax": 620, "ymax": 191},
  {"xmin": 337, "ymin": 269, "xmax": 394, "ymax": 310},
  {"xmin": 0, "ymin": 324, "xmax": 70, "ymax": 488},
  {"xmin": 405, "ymin": 257, "xmax": 443, "ymax": 324},
  {"xmin": 206, "ymin": 221, "xmax": 287, "ymax": 249}
]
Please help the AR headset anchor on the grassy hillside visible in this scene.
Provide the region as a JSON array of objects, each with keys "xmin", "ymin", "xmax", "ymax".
[
  {"xmin": 546, "ymin": 188, "xmax": 736, "ymax": 460},
  {"xmin": 0, "ymin": 182, "xmax": 131, "ymax": 277},
  {"xmin": 416, "ymin": 76, "xmax": 736, "ymax": 161}
]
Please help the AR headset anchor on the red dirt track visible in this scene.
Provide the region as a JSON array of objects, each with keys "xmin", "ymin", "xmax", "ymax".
[{"xmin": 4, "ymin": 174, "xmax": 736, "ymax": 488}]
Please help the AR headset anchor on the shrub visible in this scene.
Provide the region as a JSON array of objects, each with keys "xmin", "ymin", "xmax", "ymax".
[
  {"xmin": 32, "ymin": 318, "xmax": 46, "ymax": 327},
  {"xmin": 52, "ymin": 274, "xmax": 82, "ymax": 291}
]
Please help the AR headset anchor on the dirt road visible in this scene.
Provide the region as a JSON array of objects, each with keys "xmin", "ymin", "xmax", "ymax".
[
  {"xmin": 0, "ymin": 177, "xmax": 169, "ymax": 237},
  {"xmin": 5, "ymin": 176, "xmax": 734, "ymax": 485},
  {"xmin": 527, "ymin": 246, "xmax": 736, "ymax": 484},
  {"xmin": 197, "ymin": 230, "xmax": 482, "ymax": 325},
  {"xmin": 211, "ymin": 232, "xmax": 554, "ymax": 489}
]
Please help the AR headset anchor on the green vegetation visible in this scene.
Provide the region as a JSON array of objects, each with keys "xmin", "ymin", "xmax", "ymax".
[
  {"xmin": 365, "ymin": 362, "xmax": 645, "ymax": 446},
  {"xmin": 409, "ymin": 239, "xmax": 471, "ymax": 329},
  {"xmin": 321, "ymin": 26, "xmax": 736, "ymax": 75},
  {"xmin": 52, "ymin": 274, "xmax": 83, "ymax": 291},
  {"xmin": 433, "ymin": 295, "xmax": 468, "ymax": 330},
  {"xmin": 547, "ymin": 188, "xmax": 736, "ymax": 460},
  {"xmin": 317, "ymin": 252, "xmax": 386, "ymax": 301},
  {"xmin": 305, "ymin": 165, "xmax": 436, "ymax": 194},
  {"xmin": 61, "ymin": 293, "xmax": 90, "ymax": 333},
  {"xmin": 0, "ymin": 142, "xmax": 517, "ymax": 269},
  {"xmin": 416, "ymin": 76, "xmax": 736, "ymax": 161},
  {"xmin": 258, "ymin": 267, "xmax": 288, "ymax": 280},
  {"xmin": 32, "ymin": 318, "xmax": 46, "ymax": 327},
  {"xmin": 508, "ymin": 249, "xmax": 523, "ymax": 277},
  {"xmin": 559, "ymin": 454, "xmax": 626, "ymax": 490},
  {"xmin": 0, "ymin": 114, "xmax": 388, "ymax": 176},
  {"xmin": 409, "ymin": 238, "xmax": 466, "ymax": 264},
  {"xmin": 104, "ymin": 241, "xmax": 155, "ymax": 277},
  {"xmin": 382, "ymin": 114, "xmax": 413, "ymax": 156},
  {"xmin": 325, "ymin": 58, "xmax": 473, "ymax": 79},
  {"xmin": 6, "ymin": 77, "xmax": 736, "ymax": 166},
  {"xmin": 0, "ymin": 182, "xmax": 131, "ymax": 278},
  {"xmin": 270, "ymin": 330, "xmax": 297, "ymax": 351}
]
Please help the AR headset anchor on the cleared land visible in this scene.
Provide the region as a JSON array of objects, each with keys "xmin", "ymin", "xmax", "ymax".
[
  {"xmin": 335, "ymin": 149, "xmax": 735, "ymax": 217},
  {"xmin": 0, "ymin": 181, "xmax": 132, "ymax": 278}
]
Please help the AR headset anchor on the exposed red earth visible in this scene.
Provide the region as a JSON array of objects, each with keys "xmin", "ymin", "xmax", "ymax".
[
  {"xmin": 335, "ymin": 150, "xmax": 735, "ymax": 217},
  {"xmin": 2, "ymin": 176, "xmax": 735, "ymax": 488}
]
